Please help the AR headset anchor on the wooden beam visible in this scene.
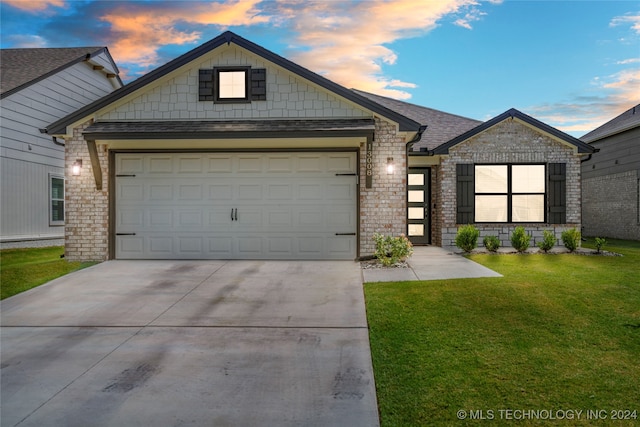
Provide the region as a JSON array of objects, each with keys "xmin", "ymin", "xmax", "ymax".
[
  {"xmin": 86, "ymin": 140, "xmax": 103, "ymax": 190},
  {"xmin": 93, "ymin": 65, "xmax": 105, "ymax": 70}
]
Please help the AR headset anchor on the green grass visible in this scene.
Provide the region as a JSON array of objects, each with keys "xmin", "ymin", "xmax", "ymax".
[
  {"xmin": 365, "ymin": 239, "xmax": 640, "ymax": 426},
  {"xmin": 0, "ymin": 246, "xmax": 97, "ymax": 300}
]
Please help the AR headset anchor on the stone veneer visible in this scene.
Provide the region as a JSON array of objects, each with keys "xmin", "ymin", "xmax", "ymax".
[{"xmin": 439, "ymin": 119, "xmax": 583, "ymax": 249}]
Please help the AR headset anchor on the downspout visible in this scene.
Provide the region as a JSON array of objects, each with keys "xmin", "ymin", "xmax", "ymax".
[{"xmin": 39, "ymin": 128, "xmax": 65, "ymax": 147}]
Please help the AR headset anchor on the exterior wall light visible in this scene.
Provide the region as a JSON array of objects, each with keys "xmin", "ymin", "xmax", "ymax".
[
  {"xmin": 72, "ymin": 159, "xmax": 82, "ymax": 176},
  {"xmin": 386, "ymin": 157, "xmax": 394, "ymax": 174}
]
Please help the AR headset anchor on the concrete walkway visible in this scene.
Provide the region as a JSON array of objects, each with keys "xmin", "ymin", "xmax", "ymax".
[
  {"xmin": 362, "ymin": 246, "xmax": 502, "ymax": 283},
  {"xmin": 1, "ymin": 260, "xmax": 378, "ymax": 427}
]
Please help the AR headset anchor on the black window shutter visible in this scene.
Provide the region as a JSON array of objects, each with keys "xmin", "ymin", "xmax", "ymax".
[
  {"xmin": 198, "ymin": 69, "xmax": 214, "ymax": 101},
  {"xmin": 250, "ymin": 68, "xmax": 266, "ymax": 101},
  {"xmin": 548, "ymin": 163, "xmax": 566, "ymax": 224},
  {"xmin": 456, "ymin": 164, "xmax": 475, "ymax": 224}
]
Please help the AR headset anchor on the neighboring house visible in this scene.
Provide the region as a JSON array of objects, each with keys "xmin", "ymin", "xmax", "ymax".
[
  {"xmin": 0, "ymin": 47, "xmax": 122, "ymax": 248},
  {"xmin": 43, "ymin": 31, "xmax": 595, "ymax": 261},
  {"xmin": 581, "ymin": 104, "xmax": 640, "ymax": 240}
]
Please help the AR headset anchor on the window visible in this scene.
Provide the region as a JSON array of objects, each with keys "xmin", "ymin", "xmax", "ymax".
[
  {"xmin": 474, "ymin": 164, "xmax": 545, "ymax": 223},
  {"xmin": 214, "ymin": 67, "xmax": 250, "ymax": 103},
  {"xmin": 199, "ymin": 67, "xmax": 266, "ymax": 102},
  {"xmin": 50, "ymin": 175, "xmax": 64, "ymax": 225}
]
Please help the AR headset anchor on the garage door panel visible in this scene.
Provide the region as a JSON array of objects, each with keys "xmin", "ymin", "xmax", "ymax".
[{"xmin": 115, "ymin": 152, "xmax": 357, "ymax": 260}]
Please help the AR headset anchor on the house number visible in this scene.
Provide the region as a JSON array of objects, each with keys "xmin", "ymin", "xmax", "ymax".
[{"xmin": 366, "ymin": 140, "xmax": 373, "ymax": 188}]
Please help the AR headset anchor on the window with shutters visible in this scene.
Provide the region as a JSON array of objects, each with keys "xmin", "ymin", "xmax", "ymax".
[
  {"xmin": 457, "ymin": 163, "xmax": 563, "ymax": 224},
  {"xmin": 199, "ymin": 67, "xmax": 266, "ymax": 103}
]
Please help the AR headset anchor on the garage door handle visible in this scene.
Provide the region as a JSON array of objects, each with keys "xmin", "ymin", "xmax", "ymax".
[
  {"xmin": 231, "ymin": 208, "xmax": 238, "ymax": 221},
  {"xmin": 335, "ymin": 233, "xmax": 356, "ymax": 236},
  {"xmin": 116, "ymin": 233, "xmax": 136, "ymax": 236}
]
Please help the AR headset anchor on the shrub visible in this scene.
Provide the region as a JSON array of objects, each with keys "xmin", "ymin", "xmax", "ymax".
[
  {"xmin": 483, "ymin": 235, "xmax": 500, "ymax": 252},
  {"xmin": 595, "ymin": 237, "xmax": 607, "ymax": 254},
  {"xmin": 373, "ymin": 233, "xmax": 413, "ymax": 266},
  {"xmin": 537, "ymin": 230, "xmax": 556, "ymax": 253},
  {"xmin": 561, "ymin": 228, "xmax": 581, "ymax": 252},
  {"xmin": 510, "ymin": 226, "xmax": 531, "ymax": 253},
  {"xmin": 455, "ymin": 225, "xmax": 479, "ymax": 253}
]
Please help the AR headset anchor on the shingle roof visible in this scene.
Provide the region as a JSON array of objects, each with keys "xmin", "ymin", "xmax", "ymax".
[
  {"xmin": 580, "ymin": 104, "xmax": 640, "ymax": 143},
  {"xmin": 45, "ymin": 31, "xmax": 422, "ymax": 135},
  {"xmin": 351, "ymin": 89, "xmax": 481, "ymax": 151},
  {"xmin": 0, "ymin": 47, "xmax": 112, "ymax": 97},
  {"xmin": 82, "ymin": 118, "xmax": 375, "ymax": 139}
]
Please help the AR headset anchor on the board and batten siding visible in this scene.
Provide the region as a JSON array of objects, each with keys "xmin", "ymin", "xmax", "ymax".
[{"xmin": 0, "ymin": 52, "xmax": 118, "ymax": 247}]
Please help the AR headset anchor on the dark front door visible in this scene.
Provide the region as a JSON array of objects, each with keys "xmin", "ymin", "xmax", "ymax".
[{"xmin": 407, "ymin": 168, "xmax": 431, "ymax": 244}]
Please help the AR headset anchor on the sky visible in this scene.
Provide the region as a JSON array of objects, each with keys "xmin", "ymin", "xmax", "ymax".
[{"xmin": 1, "ymin": 0, "xmax": 638, "ymax": 137}]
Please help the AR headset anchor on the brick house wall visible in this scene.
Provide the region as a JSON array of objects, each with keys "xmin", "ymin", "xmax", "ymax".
[
  {"xmin": 65, "ymin": 120, "xmax": 109, "ymax": 261},
  {"xmin": 439, "ymin": 119, "xmax": 582, "ymax": 248},
  {"xmin": 582, "ymin": 170, "xmax": 640, "ymax": 240},
  {"xmin": 359, "ymin": 118, "xmax": 407, "ymax": 256}
]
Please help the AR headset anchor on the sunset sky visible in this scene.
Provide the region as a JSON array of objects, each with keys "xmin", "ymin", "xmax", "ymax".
[{"xmin": 1, "ymin": 0, "xmax": 638, "ymax": 136}]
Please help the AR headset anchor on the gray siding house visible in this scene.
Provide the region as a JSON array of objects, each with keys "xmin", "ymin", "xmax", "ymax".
[
  {"xmin": 1, "ymin": 47, "xmax": 122, "ymax": 248},
  {"xmin": 43, "ymin": 32, "xmax": 594, "ymax": 261},
  {"xmin": 581, "ymin": 104, "xmax": 640, "ymax": 240}
]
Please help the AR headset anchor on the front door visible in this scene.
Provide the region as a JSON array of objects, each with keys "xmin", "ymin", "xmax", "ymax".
[{"xmin": 407, "ymin": 168, "xmax": 430, "ymax": 244}]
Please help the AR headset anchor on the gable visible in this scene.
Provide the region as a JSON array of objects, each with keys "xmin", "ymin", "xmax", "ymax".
[
  {"xmin": 97, "ymin": 44, "xmax": 370, "ymax": 122},
  {"xmin": 45, "ymin": 31, "xmax": 420, "ymax": 137},
  {"xmin": 433, "ymin": 108, "xmax": 595, "ymax": 155}
]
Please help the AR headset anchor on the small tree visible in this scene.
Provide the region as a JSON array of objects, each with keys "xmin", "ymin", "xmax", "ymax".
[
  {"xmin": 561, "ymin": 228, "xmax": 581, "ymax": 252},
  {"xmin": 455, "ymin": 225, "xmax": 480, "ymax": 253},
  {"xmin": 510, "ymin": 226, "xmax": 531, "ymax": 253},
  {"xmin": 483, "ymin": 235, "xmax": 500, "ymax": 252},
  {"xmin": 537, "ymin": 230, "xmax": 556, "ymax": 253},
  {"xmin": 594, "ymin": 237, "xmax": 607, "ymax": 254}
]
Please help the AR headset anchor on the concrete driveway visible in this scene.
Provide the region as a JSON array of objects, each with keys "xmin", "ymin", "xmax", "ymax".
[{"xmin": 1, "ymin": 260, "xmax": 378, "ymax": 427}]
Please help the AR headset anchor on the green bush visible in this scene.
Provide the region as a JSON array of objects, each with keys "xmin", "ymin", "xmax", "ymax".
[
  {"xmin": 483, "ymin": 235, "xmax": 500, "ymax": 252},
  {"xmin": 561, "ymin": 228, "xmax": 581, "ymax": 252},
  {"xmin": 537, "ymin": 230, "xmax": 556, "ymax": 253},
  {"xmin": 595, "ymin": 237, "xmax": 607, "ymax": 253},
  {"xmin": 510, "ymin": 226, "xmax": 531, "ymax": 253},
  {"xmin": 455, "ymin": 225, "xmax": 480, "ymax": 253},
  {"xmin": 373, "ymin": 233, "xmax": 414, "ymax": 266}
]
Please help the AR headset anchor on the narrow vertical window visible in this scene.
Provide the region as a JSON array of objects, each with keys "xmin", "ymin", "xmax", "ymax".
[{"xmin": 50, "ymin": 175, "xmax": 64, "ymax": 225}]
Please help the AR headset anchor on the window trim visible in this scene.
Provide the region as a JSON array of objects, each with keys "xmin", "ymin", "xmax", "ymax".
[
  {"xmin": 214, "ymin": 66, "xmax": 251, "ymax": 103},
  {"xmin": 474, "ymin": 163, "xmax": 546, "ymax": 223},
  {"xmin": 49, "ymin": 174, "xmax": 65, "ymax": 226}
]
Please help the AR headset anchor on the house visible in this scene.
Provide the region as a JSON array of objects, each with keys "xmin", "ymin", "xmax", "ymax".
[
  {"xmin": 0, "ymin": 47, "xmax": 122, "ymax": 248},
  {"xmin": 581, "ymin": 104, "xmax": 640, "ymax": 240},
  {"xmin": 43, "ymin": 31, "xmax": 595, "ymax": 261}
]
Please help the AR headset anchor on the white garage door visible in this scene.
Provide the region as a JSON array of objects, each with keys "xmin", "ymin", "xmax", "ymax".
[{"xmin": 115, "ymin": 152, "xmax": 357, "ymax": 260}]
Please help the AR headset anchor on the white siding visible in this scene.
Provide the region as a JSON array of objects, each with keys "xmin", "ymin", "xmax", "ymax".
[
  {"xmin": 98, "ymin": 45, "xmax": 371, "ymax": 121},
  {"xmin": 0, "ymin": 51, "xmax": 118, "ymax": 244}
]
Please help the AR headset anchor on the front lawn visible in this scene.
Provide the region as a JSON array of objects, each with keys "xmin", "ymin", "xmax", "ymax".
[
  {"xmin": 0, "ymin": 246, "xmax": 97, "ymax": 300},
  {"xmin": 365, "ymin": 239, "xmax": 640, "ymax": 426}
]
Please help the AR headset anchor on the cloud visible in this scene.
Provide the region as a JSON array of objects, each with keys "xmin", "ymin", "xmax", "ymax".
[
  {"xmin": 617, "ymin": 58, "xmax": 640, "ymax": 65},
  {"xmin": 278, "ymin": 0, "xmax": 478, "ymax": 99},
  {"xmin": 99, "ymin": 0, "xmax": 269, "ymax": 73},
  {"xmin": 4, "ymin": 34, "xmax": 48, "ymax": 48},
  {"xmin": 2, "ymin": 0, "xmax": 65, "ymax": 12},
  {"xmin": 528, "ymin": 69, "xmax": 640, "ymax": 136},
  {"xmin": 610, "ymin": 13, "xmax": 640, "ymax": 34}
]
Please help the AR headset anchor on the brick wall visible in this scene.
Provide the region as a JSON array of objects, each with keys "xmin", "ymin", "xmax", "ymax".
[
  {"xmin": 359, "ymin": 118, "xmax": 407, "ymax": 256},
  {"xmin": 439, "ymin": 119, "xmax": 582, "ymax": 248},
  {"xmin": 65, "ymin": 120, "xmax": 109, "ymax": 261},
  {"xmin": 583, "ymin": 170, "xmax": 640, "ymax": 240}
]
